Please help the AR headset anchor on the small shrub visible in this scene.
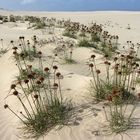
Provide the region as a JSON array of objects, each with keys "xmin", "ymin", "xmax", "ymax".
[
  {"xmin": 5, "ymin": 46, "xmax": 73, "ymax": 138},
  {"xmin": 89, "ymin": 49, "xmax": 139, "ymax": 104},
  {"xmin": 78, "ymin": 39, "xmax": 96, "ymax": 48},
  {"xmin": 63, "ymin": 30, "xmax": 77, "ymax": 39}
]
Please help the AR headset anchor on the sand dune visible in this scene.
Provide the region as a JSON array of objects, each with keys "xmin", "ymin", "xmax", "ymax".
[{"xmin": 0, "ymin": 11, "xmax": 140, "ymax": 140}]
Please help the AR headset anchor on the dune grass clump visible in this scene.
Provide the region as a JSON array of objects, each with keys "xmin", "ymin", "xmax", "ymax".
[
  {"xmin": 103, "ymin": 94, "xmax": 137, "ymax": 134},
  {"xmin": 54, "ymin": 38, "xmax": 76, "ymax": 64},
  {"xmin": 9, "ymin": 15, "xmax": 16, "ymax": 22},
  {"xmin": 5, "ymin": 48, "xmax": 72, "ymax": 138},
  {"xmin": 91, "ymin": 33, "xmax": 100, "ymax": 42},
  {"xmin": 12, "ymin": 36, "xmax": 42, "ymax": 61},
  {"xmin": 78, "ymin": 38, "xmax": 96, "ymax": 48},
  {"xmin": 34, "ymin": 21, "xmax": 46, "ymax": 29},
  {"xmin": 89, "ymin": 49, "xmax": 139, "ymax": 104},
  {"xmin": 0, "ymin": 39, "xmax": 8, "ymax": 56},
  {"xmin": 63, "ymin": 29, "xmax": 77, "ymax": 39},
  {"xmin": 88, "ymin": 49, "xmax": 139, "ymax": 134},
  {"xmin": 63, "ymin": 21, "xmax": 79, "ymax": 39}
]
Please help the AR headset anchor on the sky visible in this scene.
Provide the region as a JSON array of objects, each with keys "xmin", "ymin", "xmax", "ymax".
[{"xmin": 0, "ymin": 0, "xmax": 140, "ymax": 11}]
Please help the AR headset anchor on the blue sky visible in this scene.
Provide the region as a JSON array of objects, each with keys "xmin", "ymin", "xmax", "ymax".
[{"xmin": 0, "ymin": 0, "xmax": 140, "ymax": 11}]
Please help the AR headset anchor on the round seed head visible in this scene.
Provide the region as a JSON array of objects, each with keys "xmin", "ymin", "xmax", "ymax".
[
  {"xmin": 96, "ymin": 70, "xmax": 101, "ymax": 74},
  {"xmin": 104, "ymin": 54, "xmax": 109, "ymax": 58},
  {"xmin": 56, "ymin": 72, "xmax": 61, "ymax": 77},
  {"xmin": 12, "ymin": 47, "xmax": 18, "ymax": 50},
  {"xmin": 13, "ymin": 51, "xmax": 17, "ymax": 55},
  {"xmin": 89, "ymin": 63, "xmax": 94, "ymax": 68},
  {"xmin": 39, "ymin": 77, "xmax": 45, "ymax": 82},
  {"xmin": 11, "ymin": 84, "xmax": 16, "ymax": 89},
  {"xmin": 24, "ymin": 79, "xmax": 29, "ymax": 84},
  {"xmin": 53, "ymin": 83, "xmax": 58, "ymax": 89},
  {"xmin": 44, "ymin": 67, "xmax": 49, "ymax": 72},
  {"xmin": 20, "ymin": 53, "xmax": 25, "ymax": 58},
  {"xmin": 4, "ymin": 104, "xmax": 8, "ymax": 109},
  {"xmin": 114, "ymin": 57, "xmax": 118, "ymax": 61},
  {"xmin": 38, "ymin": 51, "xmax": 42, "ymax": 55},
  {"xmin": 53, "ymin": 65, "xmax": 58, "ymax": 70},
  {"xmin": 104, "ymin": 61, "xmax": 109, "ymax": 65},
  {"xmin": 19, "ymin": 36, "xmax": 22, "ymax": 40},
  {"xmin": 131, "ymin": 87, "xmax": 135, "ymax": 91},
  {"xmin": 91, "ymin": 55, "xmax": 96, "ymax": 59},
  {"xmin": 118, "ymin": 71, "xmax": 122, "ymax": 75},
  {"xmin": 34, "ymin": 94, "xmax": 38, "ymax": 99},
  {"xmin": 36, "ymin": 80, "xmax": 41, "ymax": 85},
  {"xmin": 10, "ymin": 40, "xmax": 14, "ymax": 43},
  {"xmin": 138, "ymin": 93, "xmax": 140, "ymax": 99},
  {"xmin": 13, "ymin": 90, "xmax": 18, "ymax": 96},
  {"xmin": 27, "ymin": 74, "xmax": 34, "ymax": 79}
]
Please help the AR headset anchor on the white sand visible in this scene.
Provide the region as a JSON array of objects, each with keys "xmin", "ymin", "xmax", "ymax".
[{"xmin": 0, "ymin": 11, "xmax": 140, "ymax": 140}]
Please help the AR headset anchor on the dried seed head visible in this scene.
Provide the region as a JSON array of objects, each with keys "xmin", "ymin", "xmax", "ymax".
[
  {"xmin": 131, "ymin": 87, "xmax": 135, "ymax": 91},
  {"xmin": 4, "ymin": 104, "xmax": 8, "ymax": 109},
  {"xmin": 38, "ymin": 51, "xmax": 42, "ymax": 55},
  {"xmin": 12, "ymin": 47, "xmax": 18, "ymax": 50},
  {"xmin": 53, "ymin": 83, "xmax": 58, "ymax": 89},
  {"xmin": 104, "ymin": 54, "xmax": 109, "ymax": 58},
  {"xmin": 96, "ymin": 70, "xmax": 101, "ymax": 74},
  {"xmin": 122, "ymin": 65, "xmax": 126, "ymax": 68},
  {"xmin": 91, "ymin": 55, "xmax": 96, "ymax": 59},
  {"xmin": 138, "ymin": 93, "xmax": 140, "ymax": 99},
  {"xmin": 13, "ymin": 90, "xmax": 18, "ymax": 96},
  {"xmin": 53, "ymin": 65, "xmax": 58, "ymax": 70},
  {"xmin": 104, "ymin": 61, "xmax": 109, "ymax": 65},
  {"xmin": 114, "ymin": 57, "xmax": 118, "ymax": 61},
  {"xmin": 56, "ymin": 72, "xmax": 61, "ymax": 77},
  {"xmin": 136, "ymin": 63, "xmax": 139, "ymax": 67},
  {"xmin": 44, "ymin": 67, "xmax": 49, "ymax": 72},
  {"xmin": 20, "ymin": 53, "xmax": 25, "ymax": 59},
  {"xmin": 11, "ymin": 84, "xmax": 16, "ymax": 89},
  {"xmin": 27, "ymin": 74, "xmax": 34, "ymax": 79},
  {"xmin": 34, "ymin": 94, "xmax": 38, "ymax": 99},
  {"xmin": 10, "ymin": 40, "xmax": 14, "ymax": 44},
  {"xmin": 24, "ymin": 79, "xmax": 29, "ymax": 84},
  {"xmin": 36, "ymin": 80, "xmax": 41, "ymax": 85},
  {"xmin": 39, "ymin": 77, "xmax": 45, "ymax": 82},
  {"xmin": 27, "ymin": 65, "xmax": 32, "ymax": 69},
  {"xmin": 13, "ymin": 51, "xmax": 17, "ymax": 55},
  {"xmin": 19, "ymin": 36, "xmax": 22, "ymax": 40},
  {"xmin": 108, "ymin": 62, "xmax": 111, "ymax": 65},
  {"xmin": 89, "ymin": 63, "xmax": 94, "ymax": 68},
  {"xmin": 118, "ymin": 71, "xmax": 122, "ymax": 75},
  {"xmin": 138, "ymin": 70, "xmax": 140, "ymax": 74}
]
